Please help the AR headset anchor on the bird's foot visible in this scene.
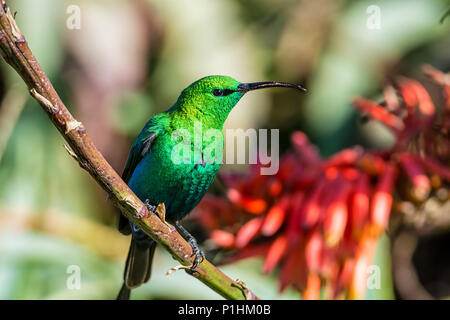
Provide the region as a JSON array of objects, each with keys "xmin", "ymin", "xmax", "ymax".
[
  {"xmin": 165, "ymin": 235, "xmax": 205, "ymax": 276},
  {"xmin": 175, "ymin": 221, "xmax": 205, "ymax": 272},
  {"xmin": 189, "ymin": 239, "xmax": 205, "ymax": 271},
  {"xmin": 144, "ymin": 199, "xmax": 157, "ymax": 214}
]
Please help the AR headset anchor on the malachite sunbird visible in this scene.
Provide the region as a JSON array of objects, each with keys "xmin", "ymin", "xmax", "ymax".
[{"xmin": 117, "ymin": 75, "xmax": 305, "ymax": 299}]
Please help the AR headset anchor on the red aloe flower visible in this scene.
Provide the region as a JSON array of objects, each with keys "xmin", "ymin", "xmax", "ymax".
[{"xmin": 193, "ymin": 66, "xmax": 450, "ymax": 300}]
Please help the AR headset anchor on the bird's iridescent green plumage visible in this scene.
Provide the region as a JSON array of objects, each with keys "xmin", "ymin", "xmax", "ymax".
[
  {"xmin": 117, "ymin": 75, "xmax": 305, "ymax": 299},
  {"xmin": 125, "ymin": 76, "xmax": 244, "ymax": 220}
]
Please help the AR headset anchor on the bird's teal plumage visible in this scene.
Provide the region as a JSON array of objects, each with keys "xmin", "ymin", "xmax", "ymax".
[
  {"xmin": 125, "ymin": 76, "xmax": 244, "ymax": 220},
  {"xmin": 117, "ymin": 75, "xmax": 305, "ymax": 299},
  {"xmin": 127, "ymin": 116, "xmax": 220, "ymax": 220}
]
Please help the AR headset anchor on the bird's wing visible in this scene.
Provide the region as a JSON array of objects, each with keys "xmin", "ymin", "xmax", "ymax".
[
  {"xmin": 118, "ymin": 116, "xmax": 166, "ymax": 234},
  {"xmin": 121, "ymin": 115, "xmax": 167, "ymax": 183},
  {"xmin": 121, "ymin": 131, "xmax": 157, "ymax": 183}
]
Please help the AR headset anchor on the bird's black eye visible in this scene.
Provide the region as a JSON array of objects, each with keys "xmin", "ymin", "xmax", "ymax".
[{"xmin": 213, "ymin": 88, "xmax": 235, "ymax": 97}]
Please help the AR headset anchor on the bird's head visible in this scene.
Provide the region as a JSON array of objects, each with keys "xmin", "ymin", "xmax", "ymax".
[{"xmin": 173, "ymin": 75, "xmax": 306, "ymax": 126}]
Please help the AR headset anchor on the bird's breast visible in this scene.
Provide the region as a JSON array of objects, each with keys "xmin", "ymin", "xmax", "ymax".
[{"xmin": 128, "ymin": 136, "xmax": 221, "ymax": 220}]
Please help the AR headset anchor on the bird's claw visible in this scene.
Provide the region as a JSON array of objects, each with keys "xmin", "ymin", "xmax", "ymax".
[
  {"xmin": 174, "ymin": 221, "xmax": 205, "ymax": 271},
  {"xmin": 190, "ymin": 246, "xmax": 205, "ymax": 271},
  {"xmin": 165, "ymin": 249, "xmax": 204, "ymax": 276},
  {"xmin": 144, "ymin": 199, "xmax": 157, "ymax": 214}
]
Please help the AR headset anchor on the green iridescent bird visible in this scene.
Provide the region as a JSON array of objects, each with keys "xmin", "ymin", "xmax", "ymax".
[{"xmin": 117, "ymin": 75, "xmax": 305, "ymax": 299}]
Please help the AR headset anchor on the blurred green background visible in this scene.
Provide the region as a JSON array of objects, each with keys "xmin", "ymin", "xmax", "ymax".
[{"xmin": 0, "ymin": 0, "xmax": 448, "ymax": 299}]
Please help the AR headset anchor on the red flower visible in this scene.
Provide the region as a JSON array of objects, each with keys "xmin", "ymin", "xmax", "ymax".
[{"xmin": 193, "ymin": 66, "xmax": 450, "ymax": 299}]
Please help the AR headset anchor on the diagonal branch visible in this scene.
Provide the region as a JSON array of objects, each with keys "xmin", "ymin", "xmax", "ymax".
[{"xmin": 0, "ymin": 1, "xmax": 257, "ymax": 300}]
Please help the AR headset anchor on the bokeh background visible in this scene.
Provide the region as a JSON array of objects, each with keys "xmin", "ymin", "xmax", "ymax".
[{"xmin": 0, "ymin": 0, "xmax": 449, "ymax": 299}]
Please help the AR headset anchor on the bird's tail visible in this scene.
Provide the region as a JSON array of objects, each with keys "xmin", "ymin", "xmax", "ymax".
[
  {"xmin": 117, "ymin": 282, "xmax": 131, "ymax": 300},
  {"xmin": 117, "ymin": 237, "xmax": 156, "ymax": 300}
]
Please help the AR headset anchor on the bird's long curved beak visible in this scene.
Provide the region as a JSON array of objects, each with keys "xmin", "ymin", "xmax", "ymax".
[{"xmin": 237, "ymin": 81, "xmax": 306, "ymax": 93}]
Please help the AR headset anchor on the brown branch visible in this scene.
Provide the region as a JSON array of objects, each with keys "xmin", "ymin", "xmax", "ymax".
[{"xmin": 0, "ymin": 1, "xmax": 257, "ymax": 300}]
